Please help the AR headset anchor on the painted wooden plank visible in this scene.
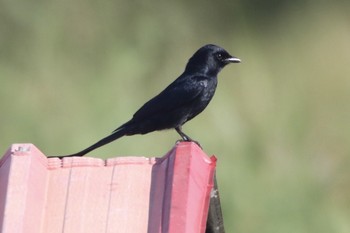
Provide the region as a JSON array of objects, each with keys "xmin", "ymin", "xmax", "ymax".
[
  {"xmin": 0, "ymin": 144, "xmax": 48, "ymax": 233},
  {"xmin": 0, "ymin": 142, "xmax": 216, "ymax": 233}
]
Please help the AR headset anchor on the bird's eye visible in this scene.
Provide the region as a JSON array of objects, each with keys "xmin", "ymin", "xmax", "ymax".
[{"xmin": 216, "ymin": 53, "xmax": 223, "ymax": 60}]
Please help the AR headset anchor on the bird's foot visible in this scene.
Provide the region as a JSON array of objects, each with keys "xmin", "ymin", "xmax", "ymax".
[{"xmin": 175, "ymin": 139, "xmax": 202, "ymax": 149}]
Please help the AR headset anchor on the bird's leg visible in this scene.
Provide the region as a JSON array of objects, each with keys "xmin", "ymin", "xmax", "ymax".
[
  {"xmin": 175, "ymin": 126, "xmax": 192, "ymax": 141},
  {"xmin": 175, "ymin": 127, "xmax": 202, "ymax": 148}
]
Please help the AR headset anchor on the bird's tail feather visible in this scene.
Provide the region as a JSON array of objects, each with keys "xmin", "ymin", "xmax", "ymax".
[{"xmin": 48, "ymin": 128, "xmax": 126, "ymax": 158}]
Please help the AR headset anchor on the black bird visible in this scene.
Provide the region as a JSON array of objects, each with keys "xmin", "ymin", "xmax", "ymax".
[{"xmin": 52, "ymin": 44, "xmax": 240, "ymax": 158}]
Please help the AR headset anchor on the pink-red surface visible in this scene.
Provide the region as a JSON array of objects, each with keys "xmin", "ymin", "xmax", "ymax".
[{"xmin": 0, "ymin": 142, "xmax": 216, "ymax": 233}]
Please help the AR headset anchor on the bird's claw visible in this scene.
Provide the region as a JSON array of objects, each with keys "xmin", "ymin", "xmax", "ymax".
[{"xmin": 175, "ymin": 139, "xmax": 202, "ymax": 149}]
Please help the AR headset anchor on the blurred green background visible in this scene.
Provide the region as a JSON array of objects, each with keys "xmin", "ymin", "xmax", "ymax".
[{"xmin": 1, "ymin": 0, "xmax": 350, "ymax": 232}]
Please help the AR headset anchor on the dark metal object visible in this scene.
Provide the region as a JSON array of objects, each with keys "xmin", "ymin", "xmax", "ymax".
[{"xmin": 206, "ymin": 172, "xmax": 225, "ymax": 233}]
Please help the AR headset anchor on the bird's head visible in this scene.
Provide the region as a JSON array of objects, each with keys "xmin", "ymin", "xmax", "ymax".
[{"xmin": 185, "ymin": 44, "xmax": 241, "ymax": 76}]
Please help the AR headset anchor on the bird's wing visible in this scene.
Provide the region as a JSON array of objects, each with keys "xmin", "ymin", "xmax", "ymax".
[{"xmin": 131, "ymin": 75, "xmax": 207, "ymax": 121}]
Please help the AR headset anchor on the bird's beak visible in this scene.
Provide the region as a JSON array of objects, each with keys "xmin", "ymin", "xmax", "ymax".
[{"xmin": 225, "ymin": 56, "xmax": 241, "ymax": 63}]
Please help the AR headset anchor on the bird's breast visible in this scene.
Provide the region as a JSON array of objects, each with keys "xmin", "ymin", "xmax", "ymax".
[{"xmin": 200, "ymin": 78, "xmax": 217, "ymax": 101}]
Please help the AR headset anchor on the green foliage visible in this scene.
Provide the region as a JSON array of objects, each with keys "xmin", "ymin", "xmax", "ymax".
[{"xmin": 1, "ymin": 1, "xmax": 350, "ymax": 232}]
